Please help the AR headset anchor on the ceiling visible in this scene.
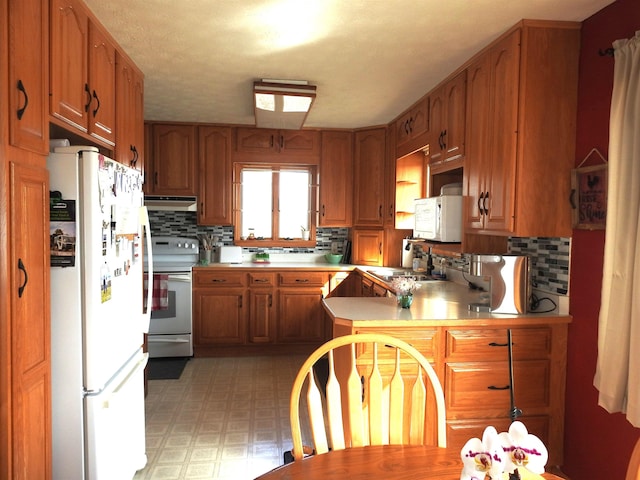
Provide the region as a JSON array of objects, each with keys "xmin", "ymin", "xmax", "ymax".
[{"xmin": 83, "ymin": 0, "xmax": 614, "ymax": 130}]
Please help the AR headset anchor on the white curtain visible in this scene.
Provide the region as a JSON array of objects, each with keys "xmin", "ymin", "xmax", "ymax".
[{"xmin": 594, "ymin": 31, "xmax": 640, "ymax": 427}]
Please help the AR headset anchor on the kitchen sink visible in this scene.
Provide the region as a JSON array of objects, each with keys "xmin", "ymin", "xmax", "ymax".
[{"xmin": 366, "ymin": 270, "xmax": 439, "ymax": 283}]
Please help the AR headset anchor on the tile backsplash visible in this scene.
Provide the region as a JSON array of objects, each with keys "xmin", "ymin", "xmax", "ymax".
[
  {"xmin": 148, "ymin": 211, "xmax": 348, "ymax": 253},
  {"xmin": 149, "ymin": 211, "xmax": 570, "ymax": 295}
]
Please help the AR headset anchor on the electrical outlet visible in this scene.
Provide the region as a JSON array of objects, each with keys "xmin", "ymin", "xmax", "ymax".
[{"xmin": 331, "ymin": 242, "xmax": 338, "ymax": 254}]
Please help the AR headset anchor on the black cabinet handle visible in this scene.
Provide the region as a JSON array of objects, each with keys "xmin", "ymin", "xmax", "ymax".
[
  {"xmin": 211, "ymin": 279, "xmax": 227, "ymax": 283},
  {"xmin": 84, "ymin": 84, "xmax": 92, "ymax": 113},
  {"xmin": 488, "ymin": 385, "xmax": 511, "ymax": 391},
  {"xmin": 295, "ymin": 279, "xmax": 309, "ymax": 283},
  {"xmin": 18, "ymin": 258, "xmax": 28, "ymax": 298},
  {"xmin": 483, "ymin": 191, "xmax": 489, "ymax": 215},
  {"xmin": 16, "ymin": 80, "xmax": 29, "ymax": 120},
  {"xmin": 92, "ymin": 90, "xmax": 100, "ymax": 116},
  {"xmin": 322, "ymin": 205, "xmax": 325, "ymax": 217},
  {"xmin": 280, "ymin": 135, "xmax": 284, "ymax": 150},
  {"xmin": 154, "ymin": 172, "xmax": 158, "ymax": 185},
  {"xmin": 441, "ymin": 129, "xmax": 447, "ymax": 150},
  {"xmin": 129, "ymin": 145, "xmax": 137, "ymax": 167},
  {"xmin": 489, "ymin": 341, "xmax": 509, "ymax": 347}
]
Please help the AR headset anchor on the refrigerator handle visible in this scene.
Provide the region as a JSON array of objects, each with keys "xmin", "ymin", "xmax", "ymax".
[{"xmin": 141, "ymin": 206, "xmax": 153, "ymax": 333}]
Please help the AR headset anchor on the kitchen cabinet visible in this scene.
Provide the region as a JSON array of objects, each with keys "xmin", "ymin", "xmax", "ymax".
[
  {"xmin": 2, "ymin": 1, "xmax": 52, "ymax": 476},
  {"xmin": 146, "ymin": 124, "xmax": 197, "ymax": 196},
  {"xmin": 198, "ymin": 126, "xmax": 233, "ymax": 225},
  {"xmin": 351, "ymin": 229, "xmax": 384, "ymax": 266},
  {"xmin": 428, "ymin": 70, "xmax": 466, "ymax": 166},
  {"xmin": 247, "ymin": 272, "xmax": 276, "ymax": 343},
  {"xmin": 353, "ymin": 128, "xmax": 386, "ymax": 227},
  {"xmin": 3, "ymin": 160, "xmax": 52, "ymax": 479},
  {"xmin": 332, "ymin": 318, "xmax": 568, "ymax": 465},
  {"xmin": 395, "ymin": 96, "xmax": 429, "ymax": 159},
  {"xmin": 193, "ymin": 271, "xmax": 247, "ymax": 346},
  {"xmin": 8, "ymin": 0, "xmax": 48, "ymax": 155},
  {"xmin": 235, "ymin": 127, "xmax": 320, "ymax": 159},
  {"xmin": 50, "ymin": 0, "xmax": 116, "ymax": 146},
  {"xmin": 276, "ymin": 272, "xmax": 328, "ymax": 344},
  {"xmin": 318, "ymin": 130, "xmax": 353, "ymax": 227},
  {"xmin": 463, "ymin": 22, "xmax": 580, "ymax": 237},
  {"xmin": 114, "ymin": 51, "xmax": 144, "ymax": 171},
  {"xmin": 394, "ymin": 151, "xmax": 425, "ymax": 230}
]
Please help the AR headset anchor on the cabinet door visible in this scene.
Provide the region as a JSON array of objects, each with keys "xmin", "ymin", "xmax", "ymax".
[
  {"xmin": 8, "ymin": 0, "xmax": 48, "ymax": 155},
  {"xmin": 198, "ymin": 126, "xmax": 232, "ymax": 225},
  {"xmin": 280, "ymin": 130, "xmax": 320, "ymax": 157},
  {"xmin": 235, "ymin": 127, "xmax": 278, "ymax": 153},
  {"xmin": 115, "ymin": 52, "xmax": 144, "ymax": 171},
  {"xmin": 9, "ymin": 161, "xmax": 52, "ymax": 479},
  {"xmin": 353, "ymin": 128, "xmax": 386, "ymax": 226},
  {"xmin": 443, "ymin": 70, "xmax": 466, "ymax": 162},
  {"xmin": 193, "ymin": 289, "xmax": 246, "ymax": 345},
  {"xmin": 277, "ymin": 289, "xmax": 325, "ymax": 343},
  {"xmin": 150, "ymin": 124, "xmax": 196, "ymax": 195},
  {"xmin": 49, "ymin": 0, "xmax": 89, "ymax": 131},
  {"xmin": 319, "ymin": 130, "xmax": 353, "ymax": 226},
  {"xmin": 351, "ymin": 229, "xmax": 384, "ymax": 266},
  {"xmin": 464, "ymin": 54, "xmax": 491, "ymax": 230},
  {"xmin": 87, "ymin": 22, "xmax": 115, "ymax": 145},
  {"xmin": 484, "ymin": 29, "xmax": 520, "ymax": 232},
  {"xmin": 248, "ymin": 289, "xmax": 274, "ymax": 343},
  {"xmin": 428, "ymin": 86, "xmax": 444, "ymax": 165}
]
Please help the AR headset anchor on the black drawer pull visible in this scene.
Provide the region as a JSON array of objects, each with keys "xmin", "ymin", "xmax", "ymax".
[
  {"xmin": 295, "ymin": 279, "xmax": 309, "ymax": 283},
  {"xmin": 488, "ymin": 385, "xmax": 511, "ymax": 390},
  {"xmin": 489, "ymin": 342, "xmax": 509, "ymax": 347},
  {"xmin": 254, "ymin": 278, "xmax": 269, "ymax": 283},
  {"xmin": 211, "ymin": 279, "xmax": 227, "ymax": 283},
  {"xmin": 16, "ymin": 80, "xmax": 29, "ymax": 120},
  {"xmin": 18, "ymin": 258, "xmax": 28, "ymax": 297}
]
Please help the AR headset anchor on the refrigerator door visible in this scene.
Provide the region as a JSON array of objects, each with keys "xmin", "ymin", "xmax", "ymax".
[
  {"xmin": 78, "ymin": 150, "xmax": 146, "ymax": 391},
  {"xmin": 84, "ymin": 349, "xmax": 149, "ymax": 479}
]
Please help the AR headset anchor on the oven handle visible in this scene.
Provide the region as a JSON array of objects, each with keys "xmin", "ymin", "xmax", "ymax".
[
  {"xmin": 166, "ymin": 274, "xmax": 191, "ymax": 282},
  {"xmin": 147, "ymin": 338, "xmax": 190, "ymax": 344}
]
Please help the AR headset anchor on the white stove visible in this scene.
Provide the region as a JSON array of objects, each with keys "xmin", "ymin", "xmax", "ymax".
[{"xmin": 144, "ymin": 236, "xmax": 199, "ymax": 358}]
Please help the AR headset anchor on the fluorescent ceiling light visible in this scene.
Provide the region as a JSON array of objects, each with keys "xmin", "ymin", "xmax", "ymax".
[{"xmin": 254, "ymin": 80, "xmax": 316, "ymax": 130}]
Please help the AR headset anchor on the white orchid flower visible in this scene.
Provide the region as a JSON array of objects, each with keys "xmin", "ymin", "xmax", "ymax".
[
  {"xmin": 460, "ymin": 426, "xmax": 506, "ymax": 480},
  {"xmin": 498, "ymin": 421, "xmax": 548, "ymax": 475}
]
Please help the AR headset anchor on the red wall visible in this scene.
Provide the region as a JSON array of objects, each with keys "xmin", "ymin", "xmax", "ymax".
[{"xmin": 565, "ymin": 0, "xmax": 640, "ymax": 477}]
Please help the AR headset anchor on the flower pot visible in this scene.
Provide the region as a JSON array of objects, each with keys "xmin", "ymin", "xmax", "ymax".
[{"xmin": 397, "ymin": 293, "xmax": 413, "ymax": 308}]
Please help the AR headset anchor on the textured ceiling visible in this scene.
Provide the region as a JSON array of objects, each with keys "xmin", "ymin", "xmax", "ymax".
[{"xmin": 83, "ymin": 0, "xmax": 613, "ymax": 129}]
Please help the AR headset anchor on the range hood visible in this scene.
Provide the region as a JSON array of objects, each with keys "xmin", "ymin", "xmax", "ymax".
[{"xmin": 144, "ymin": 196, "xmax": 197, "ymax": 212}]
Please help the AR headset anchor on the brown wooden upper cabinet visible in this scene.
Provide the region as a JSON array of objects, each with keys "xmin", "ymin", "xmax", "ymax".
[
  {"xmin": 146, "ymin": 124, "xmax": 197, "ymax": 196},
  {"xmin": 463, "ymin": 21, "xmax": 580, "ymax": 238},
  {"xmin": 428, "ymin": 70, "xmax": 466, "ymax": 166},
  {"xmin": 198, "ymin": 126, "xmax": 233, "ymax": 226},
  {"xmin": 114, "ymin": 51, "xmax": 144, "ymax": 171},
  {"xmin": 235, "ymin": 127, "xmax": 320, "ymax": 159},
  {"xmin": 353, "ymin": 128, "xmax": 386, "ymax": 227},
  {"xmin": 395, "ymin": 96, "xmax": 429, "ymax": 159},
  {"xmin": 8, "ymin": 0, "xmax": 49, "ymax": 156},
  {"xmin": 50, "ymin": 0, "xmax": 116, "ymax": 146},
  {"xmin": 319, "ymin": 130, "xmax": 353, "ymax": 227}
]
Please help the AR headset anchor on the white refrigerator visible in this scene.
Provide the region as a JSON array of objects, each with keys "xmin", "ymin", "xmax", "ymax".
[{"xmin": 47, "ymin": 146, "xmax": 153, "ymax": 479}]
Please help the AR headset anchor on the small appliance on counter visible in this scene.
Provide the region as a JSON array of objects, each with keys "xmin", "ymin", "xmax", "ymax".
[
  {"xmin": 218, "ymin": 245, "xmax": 243, "ymax": 263},
  {"xmin": 467, "ymin": 254, "xmax": 531, "ymax": 314}
]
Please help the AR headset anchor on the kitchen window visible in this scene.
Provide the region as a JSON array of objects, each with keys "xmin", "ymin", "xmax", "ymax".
[{"xmin": 233, "ymin": 163, "xmax": 317, "ymax": 247}]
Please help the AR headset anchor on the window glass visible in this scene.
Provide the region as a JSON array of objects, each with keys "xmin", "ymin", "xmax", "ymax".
[
  {"xmin": 279, "ymin": 170, "xmax": 310, "ymax": 238},
  {"xmin": 241, "ymin": 169, "xmax": 272, "ymax": 239}
]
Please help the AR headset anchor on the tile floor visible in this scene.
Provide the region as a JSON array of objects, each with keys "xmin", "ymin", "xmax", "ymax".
[{"xmin": 133, "ymin": 355, "xmax": 309, "ymax": 480}]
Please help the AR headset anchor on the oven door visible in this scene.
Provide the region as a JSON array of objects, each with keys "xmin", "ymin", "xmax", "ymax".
[{"xmin": 148, "ymin": 273, "xmax": 192, "ymax": 358}]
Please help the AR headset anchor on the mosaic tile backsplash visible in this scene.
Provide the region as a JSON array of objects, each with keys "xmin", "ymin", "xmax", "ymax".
[{"xmin": 148, "ymin": 211, "xmax": 570, "ymax": 295}]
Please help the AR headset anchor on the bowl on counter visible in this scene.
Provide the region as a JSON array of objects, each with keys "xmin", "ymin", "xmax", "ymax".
[{"xmin": 325, "ymin": 253, "xmax": 343, "ymax": 264}]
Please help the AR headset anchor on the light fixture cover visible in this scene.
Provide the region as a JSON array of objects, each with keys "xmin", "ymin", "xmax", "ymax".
[{"xmin": 253, "ymin": 81, "xmax": 316, "ymax": 130}]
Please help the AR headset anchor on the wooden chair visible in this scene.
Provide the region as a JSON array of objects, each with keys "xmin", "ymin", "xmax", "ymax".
[
  {"xmin": 627, "ymin": 435, "xmax": 640, "ymax": 480},
  {"xmin": 289, "ymin": 333, "xmax": 446, "ymax": 461}
]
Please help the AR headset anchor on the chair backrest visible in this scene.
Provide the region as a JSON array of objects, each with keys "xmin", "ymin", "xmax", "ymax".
[
  {"xmin": 289, "ymin": 333, "xmax": 446, "ymax": 460},
  {"xmin": 626, "ymin": 435, "xmax": 640, "ymax": 480}
]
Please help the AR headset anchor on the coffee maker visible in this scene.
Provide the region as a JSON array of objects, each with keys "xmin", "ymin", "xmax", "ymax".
[{"xmin": 468, "ymin": 254, "xmax": 531, "ymax": 314}]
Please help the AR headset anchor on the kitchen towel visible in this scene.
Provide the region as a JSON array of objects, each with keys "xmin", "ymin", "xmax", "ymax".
[{"xmin": 143, "ymin": 273, "xmax": 169, "ymax": 310}]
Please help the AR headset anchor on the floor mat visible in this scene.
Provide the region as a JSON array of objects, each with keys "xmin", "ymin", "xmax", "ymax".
[{"xmin": 147, "ymin": 357, "xmax": 190, "ymax": 380}]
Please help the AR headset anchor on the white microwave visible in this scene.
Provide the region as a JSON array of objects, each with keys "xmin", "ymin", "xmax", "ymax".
[{"xmin": 413, "ymin": 196, "xmax": 463, "ymax": 242}]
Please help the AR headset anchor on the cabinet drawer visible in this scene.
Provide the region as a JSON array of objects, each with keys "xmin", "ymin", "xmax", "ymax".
[
  {"xmin": 248, "ymin": 272, "xmax": 275, "ymax": 286},
  {"xmin": 278, "ymin": 272, "xmax": 327, "ymax": 287},
  {"xmin": 446, "ymin": 416, "xmax": 550, "ymax": 454},
  {"xmin": 355, "ymin": 329, "xmax": 438, "ymax": 363},
  {"xmin": 194, "ymin": 271, "xmax": 246, "ymax": 287},
  {"xmin": 445, "ymin": 360, "xmax": 550, "ymax": 414},
  {"xmin": 445, "ymin": 328, "xmax": 552, "ymax": 361}
]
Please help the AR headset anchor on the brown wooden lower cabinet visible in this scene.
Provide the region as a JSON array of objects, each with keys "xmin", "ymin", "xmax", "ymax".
[{"xmin": 334, "ymin": 322, "xmax": 568, "ymax": 467}]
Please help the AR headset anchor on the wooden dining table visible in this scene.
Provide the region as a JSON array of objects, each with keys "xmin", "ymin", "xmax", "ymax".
[{"xmin": 254, "ymin": 445, "xmax": 565, "ymax": 480}]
